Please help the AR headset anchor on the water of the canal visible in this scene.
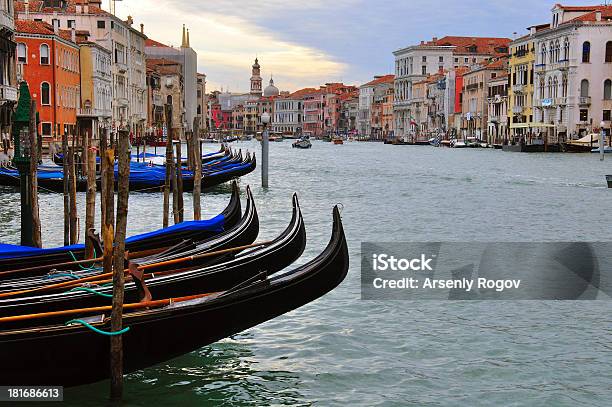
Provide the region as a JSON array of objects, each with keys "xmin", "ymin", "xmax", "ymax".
[{"xmin": 1, "ymin": 141, "xmax": 611, "ymax": 406}]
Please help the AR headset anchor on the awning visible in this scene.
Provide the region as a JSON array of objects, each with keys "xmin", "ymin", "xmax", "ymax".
[{"xmin": 510, "ymin": 122, "xmax": 555, "ymax": 129}]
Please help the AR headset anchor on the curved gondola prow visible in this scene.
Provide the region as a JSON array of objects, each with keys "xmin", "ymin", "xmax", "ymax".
[{"xmin": 221, "ymin": 181, "xmax": 242, "ymax": 229}]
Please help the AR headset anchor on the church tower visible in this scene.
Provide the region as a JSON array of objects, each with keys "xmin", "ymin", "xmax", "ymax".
[{"xmin": 250, "ymin": 58, "xmax": 262, "ymax": 97}]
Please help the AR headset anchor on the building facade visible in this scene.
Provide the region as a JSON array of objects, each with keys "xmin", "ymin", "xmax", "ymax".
[
  {"xmin": 16, "ymin": 20, "xmax": 80, "ymax": 145},
  {"xmin": 0, "ymin": 0, "xmax": 17, "ymax": 134},
  {"xmin": 533, "ymin": 4, "xmax": 612, "ymax": 141},
  {"xmin": 487, "ymin": 73, "xmax": 509, "ymax": 144}
]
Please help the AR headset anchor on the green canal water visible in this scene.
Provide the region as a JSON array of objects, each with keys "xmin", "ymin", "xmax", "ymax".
[{"xmin": 1, "ymin": 141, "xmax": 612, "ymax": 406}]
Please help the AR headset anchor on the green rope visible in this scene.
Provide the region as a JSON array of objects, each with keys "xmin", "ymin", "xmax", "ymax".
[
  {"xmin": 65, "ymin": 319, "xmax": 130, "ymax": 336},
  {"xmin": 68, "ymin": 250, "xmax": 99, "ymax": 271},
  {"xmin": 68, "ymin": 286, "xmax": 113, "ymax": 298}
]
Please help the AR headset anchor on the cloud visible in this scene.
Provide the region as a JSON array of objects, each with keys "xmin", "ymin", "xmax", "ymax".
[{"xmin": 115, "ymin": 0, "xmax": 349, "ymax": 92}]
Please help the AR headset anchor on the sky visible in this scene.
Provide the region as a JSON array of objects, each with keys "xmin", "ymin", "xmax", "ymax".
[{"xmin": 115, "ymin": 0, "xmax": 601, "ymax": 93}]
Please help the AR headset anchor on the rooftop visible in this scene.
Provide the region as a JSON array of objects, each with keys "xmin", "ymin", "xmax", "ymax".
[
  {"xmin": 362, "ymin": 74, "xmax": 395, "ymax": 87},
  {"xmin": 15, "ymin": 19, "xmax": 76, "ymax": 43}
]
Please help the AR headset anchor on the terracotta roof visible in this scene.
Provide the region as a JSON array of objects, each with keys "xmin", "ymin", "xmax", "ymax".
[
  {"xmin": 145, "ymin": 38, "xmax": 170, "ymax": 48},
  {"xmin": 362, "ymin": 74, "xmax": 395, "ymax": 87},
  {"xmin": 420, "ymin": 36, "xmax": 511, "ymax": 55},
  {"xmin": 485, "ymin": 58, "xmax": 508, "ymax": 69},
  {"xmin": 146, "ymin": 58, "xmax": 181, "ymax": 75},
  {"xmin": 286, "ymin": 88, "xmax": 318, "ymax": 99},
  {"xmin": 16, "ymin": 0, "xmax": 111, "ymax": 16},
  {"xmin": 563, "ymin": 5, "xmax": 612, "ymax": 23},
  {"xmin": 15, "ymin": 19, "xmax": 76, "ymax": 43}
]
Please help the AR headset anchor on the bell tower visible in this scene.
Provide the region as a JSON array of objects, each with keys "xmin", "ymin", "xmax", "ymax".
[{"xmin": 250, "ymin": 58, "xmax": 262, "ymax": 97}]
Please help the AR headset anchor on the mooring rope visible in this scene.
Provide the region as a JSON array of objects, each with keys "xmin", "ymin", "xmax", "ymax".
[{"xmin": 64, "ymin": 319, "xmax": 130, "ymax": 336}]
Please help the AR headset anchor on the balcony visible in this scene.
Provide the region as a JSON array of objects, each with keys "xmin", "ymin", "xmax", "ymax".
[
  {"xmin": 512, "ymin": 105, "xmax": 524, "ymax": 114},
  {"xmin": 555, "ymin": 97, "xmax": 567, "ymax": 106},
  {"xmin": 0, "ymin": 85, "xmax": 17, "ymax": 102},
  {"xmin": 489, "ymin": 115, "xmax": 500, "ymax": 123},
  {"xmin": 550, "ymin": 59, "xmax": 569, "ymax": 71},
  {"xmin": 77, "ymin": 107, "xmax": 112, "ymax": 118},
  {"xmin": 579, "ymin": 96, "xmax": 591, "ymax": 106},
  {"xmin": 152, "ymin": 93, "xmax": 163, "ymax": 107},
  {"xmin": 512, "ymin": 84, "xmax": 525, "ymax": 94},
  {"xmin": 465, "ymin": 83, "xmax": 480, "ymax": 91},
  {"xmin": 535, "ymin": 64, "xmax": 546, "ymax": 74}
]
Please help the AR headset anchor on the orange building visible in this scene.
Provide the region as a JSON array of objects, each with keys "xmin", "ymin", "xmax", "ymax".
[{"xmin": 16, "ymin": 20, "xmax": 80, "ymax": 145}]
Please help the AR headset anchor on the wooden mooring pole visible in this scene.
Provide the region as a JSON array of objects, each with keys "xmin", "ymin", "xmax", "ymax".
[
  {"xmin": 192, "ymin": 118, "xmax": 202, "ymax": 220},
  {"xmin": 109, "ymin": 130, "xmax": 130, "ymax": 400},
  {"xmin": 28, "ymin": 100, "xmax": 41, "ymax": 248},
  {"xmin": 68, "ymin": 146, "xmax": 78, "ymax": 245},
  {"xmin": 163, "ymin": 104, "xmax": 173, "ymax": 228},
  {"xmin": 175, "ymin": 137, "xmax": 184, "ymax": 223},
  {"xmin": 85, "ymin": 131, "xmax": 97, "ymax": 259},
  {"xmin": 62, "ymin": 133, "xmax": 69, "ymax": 246}
]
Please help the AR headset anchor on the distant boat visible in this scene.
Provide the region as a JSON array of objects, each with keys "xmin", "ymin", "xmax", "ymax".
[
  {"xmin": 564, "ymin": 133, "xmax": 602, "ymax": 153},
  {"xmin": 428, "ymin": 137, "xmax": 440, "ymax": 147},
  {"xmin": 292, "ymin": 137, "xmax": 312, "ymax": 149},
  {"xmin": 591, "ymin": 146, "xmax": 612, "ymax": 154},
  {"xmin": 332, "ymin": 136, "xmax": 344, "ymax": 145}
]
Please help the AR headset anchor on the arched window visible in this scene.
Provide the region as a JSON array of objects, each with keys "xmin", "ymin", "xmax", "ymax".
[
  {"xmin": 562, "ymin": 74, "xmax": 568, "ymax": 97},
  {"xmin": 166, "ymin": 95, "xmax": 172, "ymax": 105},
  {"xmin": 554, "ymin": 40, "xmax": 560, "ymax": 62},
  {"xmin": 580, "ymin": 79, "xmax": 589, "ymax": 98},
  {"xmin": 547, "ymin": 77, "xmax": 553, "ymax": 98},
  {"xmin": 606, "ymin": 41, "xmax": 612, "ymax": 63},
  {"xmin": 549, "ymin": 41, "xmax": 554, "ymax": 63},
  {"xmin": 563, "ymin": 38, "xmax": 570, "ymax": 61},
  {"xmin": 197, "ymin": 104, "xmax": 201, "ymax": 115},
  {"xmin": 553, "ymin": 77, "xmax": 559, "ymax": 98},
  {"xmin": 541, "ymin": 44, "xmax": 547, "ymax": 64},
  {"xmin": 41, "ymin": 82, "xmax": 51, "ymax": 105},
  {"xmin": 582, "ymin": 41, "xmax": 590, "ymax": 63},
  {"xmin": 604, "ymin": 79, "xmax": 612, "ymax": 100},
  {"xmin": 40, "ymin": 44, "xmax": 49, "ymax": 65},
  {"xmin": 17, "ymin": 43, "xmax": 26, "ymax": 63}
]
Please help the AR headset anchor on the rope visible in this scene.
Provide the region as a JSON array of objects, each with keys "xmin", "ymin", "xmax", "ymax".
[
  {"xmin": 68, "ymin": 251, "xmax": 99, "ymax": 271},
  {"xmin": 43, "ymin": 272, "xmax": 82, "ymax": 280},
  {"xmin": 65, "ymin": 319, "xmax": 130, "ymax": 336},
  {"xmin": 68, "ymin": 287, "xmax": 113, "ymax": 298}
]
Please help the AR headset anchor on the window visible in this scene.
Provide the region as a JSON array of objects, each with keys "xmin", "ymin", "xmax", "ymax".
[
  {"xmin": 439, "ymin": 56, "xmax": 444, "ymax": 63},
  {"xmin": 582, "ymin": 41, "xmax": 590, "ymax": 63},
  {"xmin": 604, "ymin": 79, "xmax": 612, "ymax": 100},
  {"xmin": 580, "ymin": 79, "xmax": 589, "ymax": 97},
  {"xmin": 40, "ymin": 44, "xmax": 49, "ymax": 65},
  {"xmin": 580, "ymin": 109, "xmax": 588, "ymax": 121},
  {"xmin": 97, "ymin": 20, "xmax": 105, "ymax": 29},
  {"xmin": 17, "ymin": 43, "xmax": 26, "ymax": 63},
  {"xmin": 41, "ymin": 123, "xmax": 52, "ymax": 136},
  {"xmin": 563, "ymin": 38, "xmax": 570, "ymax": 60},
  {"xmin": 52, "ymin": 19, "xmax": 59, "ymax": 28},
  {"xmin": 67, "ymin": 20, "xmax": 76, "ymax": 28},
  {"xmin": 422, "ymin": 66, "xmax": 426, "ymax": 75},
  {"xmin": 606, "ymin": 41, "xmax": 612, "ymax": 63},
  {"xmin": 167, "ymin": 95, "xmax": 173, "ymax": 105},
  {"xmin": 464, "ymin": 58, "xmax": 468, "ymax": 63},
  {"xmin": 422, "ymin": 56, "xmax": 426, "ymax": 63},
  {"xmin": 604, "ymin": 110, "xmax": 611, "ymax": 122},
  {"xmin": 541, "ymin": 44, "xmax": 547, "ymax": 64},
  {"xmin": 41, "ymin": 82, "xmax": 51, "ymax": 105}
]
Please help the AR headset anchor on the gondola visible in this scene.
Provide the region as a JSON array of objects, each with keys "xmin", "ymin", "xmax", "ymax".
[
  {"xmin": 53, "ymin": 145, "xmax": 227, "ymax": 167},
  {"xmin": 0, "ymin": 205, "xmax": 348, "ymax": 387},
  {"xmin": 0, "ymin": 192, "xmax": 304, "ymax": 324},
  {"xmin": 0, "ymin": 185, "xmax": 259, "ymax": 288},
  {"xmin": 0, "ymin": 182, "xmax": 242, "ymax": 273}
]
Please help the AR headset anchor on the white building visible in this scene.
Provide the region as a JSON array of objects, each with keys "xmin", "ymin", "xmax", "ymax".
[
  {"xmin": 273, "ymin": 91, "xmax": 307, "ymax": 136},
  {"xmin": 17, "ymin": 0, "xmax": 148, "ymax": 137},
  {"xmin": 533, "ymin": 4, "xmax": 612, "ymax": 140},
  {"xmin": 145, "ymin": 25, "xmax": 198, "ymax": 133},
  {"xmin": 393, "ymin": 36, "xmax": 510, "ymax": 139}
]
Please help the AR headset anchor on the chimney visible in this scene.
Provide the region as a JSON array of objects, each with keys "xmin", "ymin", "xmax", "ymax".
[
  {"xmin": 140, "ymin": 23, "xmax": 144, "ymax": 34},
  {"xmin": 595, "ymin": 11, "xmax": 602, "ymax": 22},
  {"xmin": 126, "ymin": 15, "xmax": 134, "ymax": 26}
]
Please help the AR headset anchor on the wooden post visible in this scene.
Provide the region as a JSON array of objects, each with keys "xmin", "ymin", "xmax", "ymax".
[
  {"xmin": 110, "ymin": 130, "xmax": 130, "ymax": 400},
  {"xmin": 163, "ymin": 104, "xmax": 173, "ymax": 228},
  {"xmin": 85, "ymin": 131, "xmax": 97, "ymax": 259},
  {"xmin": 68, "ymin": 146, "xmax": 78, "ymax": 245},
  {"xmin": 193, "ymin": 118, "xmax": 202, "ymax": 220},
  {"xmin": 29, "ymin": 101, "xmax": 42, "ymax": 248},
  {"xmin": 62, "ymin": 133, "xmax": 70, "ymax": 246},
  {"xmin": 99, "ymin": 128, "xmax": 107, "ymax": 227},
  {"xmin": 175, "ymin": 138, "xmax": 184, "ymax": 223}
]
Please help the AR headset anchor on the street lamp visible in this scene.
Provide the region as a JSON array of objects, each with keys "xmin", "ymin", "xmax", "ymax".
[{"xmin": 261, "ymin": 111, "xmax": 271, "ymax": 188}]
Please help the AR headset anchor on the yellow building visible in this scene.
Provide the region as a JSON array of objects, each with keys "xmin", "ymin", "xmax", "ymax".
[{"xmin": 508, "ymin": 24, "xmax": 548, "ymax": 141}]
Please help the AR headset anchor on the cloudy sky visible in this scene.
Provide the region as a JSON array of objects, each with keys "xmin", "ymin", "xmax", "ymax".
[{"xmin": 116, "ymin": 0, "xmax": 598, "ymax": 92}]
